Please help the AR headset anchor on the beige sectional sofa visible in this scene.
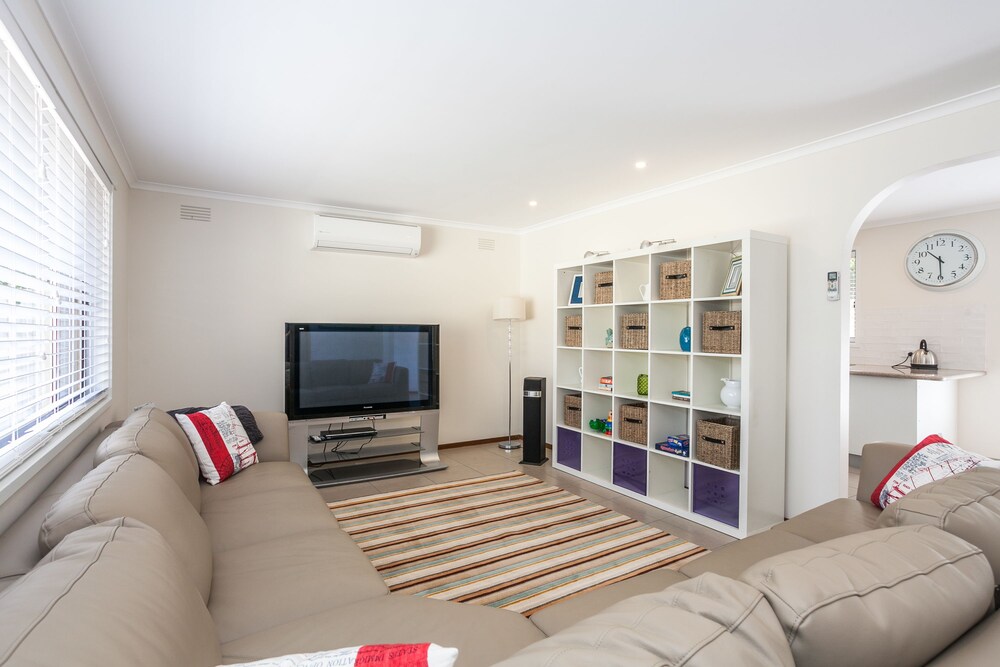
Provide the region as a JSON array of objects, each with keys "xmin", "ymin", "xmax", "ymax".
[{"xmin": 1, "ymin": 407, "xmax": 999, "ymax": 665}]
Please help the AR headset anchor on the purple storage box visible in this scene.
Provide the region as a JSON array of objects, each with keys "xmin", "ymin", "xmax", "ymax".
[
  {"xmin": 613, "ymin": 442, "xmax": 647, "ymax": 496},
  {"xmin": 557, "ymin": 427, "xmax": 581, "ymax": 470},
  {"xmin": 693, "ymin": 464, "xmax": 740, "ymax": 528}
]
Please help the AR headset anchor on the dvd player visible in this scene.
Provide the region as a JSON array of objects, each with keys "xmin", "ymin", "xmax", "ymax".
[{"xmin": 312, "ymin": 427, "xmax": 377, "ymax": 442}]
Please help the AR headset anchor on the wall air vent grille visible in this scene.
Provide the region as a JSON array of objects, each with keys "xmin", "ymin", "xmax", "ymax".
[
  {"xmin": 478, "ymin": 238, "xmax": 496, "ymax": 251},
  {"xmin": 180, "ymin": 205, "xmax": 211, "ymax": 222}
]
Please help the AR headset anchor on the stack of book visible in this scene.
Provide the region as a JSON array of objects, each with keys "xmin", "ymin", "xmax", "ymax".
[
  {"xmin": 655, "ymin": 434, "xmax": 690, "ymax": 457},
  {"xmin": 598, "ymin": 376, "xmax": 613, "ymax": 391}
]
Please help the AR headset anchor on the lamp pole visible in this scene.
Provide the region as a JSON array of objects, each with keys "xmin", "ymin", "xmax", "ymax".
[{"xmin": 499, "ymin": 316, "xmax": 519, "ymax": 450}]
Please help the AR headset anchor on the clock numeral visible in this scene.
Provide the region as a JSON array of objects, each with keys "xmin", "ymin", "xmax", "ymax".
[
  {"xmin": 917, "ymin": 267, "xmax": 924, "ymax": 274},
  {"xmin": 952, "ymin": 271, "xmax": 957, "ymax": 278},
  {"xmin": 960, "ymin": 264, "xmax": 967, "ymax": 270},
  {"xmin": 917, "ymin": 251, "xmax": 927, "ymax": 258}
]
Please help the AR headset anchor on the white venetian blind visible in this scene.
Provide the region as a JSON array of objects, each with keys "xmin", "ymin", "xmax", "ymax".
[{"xmin": 0, "ymin": 21, "xmax": 111, "ymax": 476}]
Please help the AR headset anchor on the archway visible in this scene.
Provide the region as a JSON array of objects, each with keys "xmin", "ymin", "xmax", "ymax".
[{"xmin": 842, "ymin": 151, "xmax": 1000, "ymax": 493}]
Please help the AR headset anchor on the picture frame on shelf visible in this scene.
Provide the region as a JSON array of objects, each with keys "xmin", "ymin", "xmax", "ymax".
[
  {"xmin": 568, "ymin": 274, "xmax": 584, "ymax": 305},
  {"xmin": 721, "ymin": 255, "xmax": 743, "ymax": 296}
]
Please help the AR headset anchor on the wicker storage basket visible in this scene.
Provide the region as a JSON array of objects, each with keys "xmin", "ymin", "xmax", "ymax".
[
  {"xmin": 563, "ymin": 393, "xmax": 582, "ymax": 428},
  {"xmin": 659, "ymin": 260, "xmax": 691, "ymax": 300},
  {"xmin": 702, "ymin": 311, "xmax": 741, "ymax": 354},
  {"xmin": 594, "ymin": 271, "xmax": 614, "ymax": 304},
  {"xmin": 620, "ymin": 312, "xmax": 649, "ymax": 350},
  {"xmin": 695, "ymin": 417, "xmax": 740, "ymax": 470},
  {"xmin": 620, "ymin": 403, "xmax": 648, "ymax": 445},
  {"xmin": 564, "ymin": 315, "xmax": 582, "ymax": 347}
]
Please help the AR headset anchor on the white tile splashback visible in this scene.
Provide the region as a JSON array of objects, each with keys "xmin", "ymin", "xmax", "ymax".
[{"xmin": 851, "ymin": 304, "xmax": 986, "ymax": 370}]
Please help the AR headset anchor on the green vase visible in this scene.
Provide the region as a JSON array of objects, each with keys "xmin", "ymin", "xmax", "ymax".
[{"xmin": 637, "ymin": 373, "xmax": 649, "ymax": 396}]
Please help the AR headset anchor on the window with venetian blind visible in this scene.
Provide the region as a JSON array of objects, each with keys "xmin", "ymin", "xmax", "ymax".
[{"xmin": 0, "ymin": 20, "xmax": 111, "ymax": 477}]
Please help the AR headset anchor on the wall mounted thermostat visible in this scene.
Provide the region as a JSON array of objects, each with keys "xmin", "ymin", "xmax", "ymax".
[{"xmin": 827, "ymin": 271, "xmax": 840, "ymax": 301}]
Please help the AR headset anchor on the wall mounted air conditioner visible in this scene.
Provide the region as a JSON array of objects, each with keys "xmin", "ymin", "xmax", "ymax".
[{"xmin": 312, "ymin": 215, "xmax": 421, "ymax": 257}]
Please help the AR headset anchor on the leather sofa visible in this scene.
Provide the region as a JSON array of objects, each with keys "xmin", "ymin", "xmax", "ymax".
[{"xmin": 0, "ymin": 407, "xmax": 998, "ymax": 666}]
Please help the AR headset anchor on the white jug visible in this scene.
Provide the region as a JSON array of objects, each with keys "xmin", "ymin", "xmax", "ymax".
[{"xmin": 720, "ymin": 378, "xmax": 741, "ymax": 409}]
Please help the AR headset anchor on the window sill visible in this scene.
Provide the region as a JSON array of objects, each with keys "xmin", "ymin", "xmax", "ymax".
[{"xmin": 0, "ymin": 397, "xmax": 113, "ymax": 508}]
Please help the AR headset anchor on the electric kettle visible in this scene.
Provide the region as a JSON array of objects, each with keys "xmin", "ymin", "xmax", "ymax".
[{"xmin": 910, "ymin": 339, "xmax": 938, "ymax": 371}]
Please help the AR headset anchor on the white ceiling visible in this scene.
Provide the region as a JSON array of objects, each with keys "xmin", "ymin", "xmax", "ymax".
[
  {"xmin": 867, "ymin": 154, "xmax": 1000, "ymax": 226},
  {"xmin": 47, "ymin": 0, "xmax": 1000, "ymax": 230}
]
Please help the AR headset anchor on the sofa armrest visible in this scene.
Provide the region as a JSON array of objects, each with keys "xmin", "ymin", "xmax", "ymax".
[
  {"xmin": 856, "ymin": 441, "xmax": 911, "ymax": 502},
  {"xmin": 252, "ymin": 411, "xmax": 290, "ymax": 462}
]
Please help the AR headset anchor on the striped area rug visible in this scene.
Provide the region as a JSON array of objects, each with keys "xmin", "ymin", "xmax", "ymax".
[{"xmin": 328, "ymin": 471, "xmax": 707, "ymax": 616}]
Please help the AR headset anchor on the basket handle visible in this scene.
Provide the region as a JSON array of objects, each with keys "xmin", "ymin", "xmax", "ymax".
[
  {"xmin": 597, "ymin": 282, "xmax": 613, "ymax": 288},
  {"xmin": 708, "ymin": 325, "xmax": 735, "ymax": 331},
  {"xmin": 566, "ymin": 406, "xmax": 580, "ymax": 412},
  {"xmin": 702, "ymin": 436, "xmax": 726, "ymax": 444},
  {"xmin": 567, "ymin": 325, "xmax": 582, "ymax": 330},
  {"xmin": 665, "ymin": 273, "xmax": 688, "ymax": 280},
  {"xmin": 625, "ymin": 325, "xmax": 646, "ymax": 330},
  {"xmin": 624, "ymin": 417, "xmax": 643, "ymax": 424}
]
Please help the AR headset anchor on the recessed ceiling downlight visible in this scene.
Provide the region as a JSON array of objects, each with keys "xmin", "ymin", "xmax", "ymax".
[
  {"xmin": 528, "ymin": 200, "xmax": 538, "ymax": 207},
  {"xmin": 635, "ymin": 161, "xmax": 647, "ymax": 170}
]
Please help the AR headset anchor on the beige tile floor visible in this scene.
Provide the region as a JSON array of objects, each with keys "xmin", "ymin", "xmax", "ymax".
[{"xmin": 317, "ymin": 442, "xmax": 737, "ymax": 550}]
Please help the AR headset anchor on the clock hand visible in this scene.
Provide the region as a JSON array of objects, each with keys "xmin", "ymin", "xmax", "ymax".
[{"xmin": 927, "ymin": 251, "xmax": 944, "ymax": 278}]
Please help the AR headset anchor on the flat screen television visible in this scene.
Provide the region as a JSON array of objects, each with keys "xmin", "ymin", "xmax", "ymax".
[{"xmin": 284, "ymin": 323, "xmax": 440, "ymax": 421}]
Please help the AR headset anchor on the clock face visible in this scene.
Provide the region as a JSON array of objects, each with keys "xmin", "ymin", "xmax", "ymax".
[{"xmin": 905, "ymin": 231, "xmax": 983, "ymax": 289}]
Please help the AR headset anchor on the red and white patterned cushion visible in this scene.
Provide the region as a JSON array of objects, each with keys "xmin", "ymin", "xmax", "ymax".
[
  {"xmin": 871, "ymin": 434, "xmax": 991, "ymax": 508},
  {"xmin": 226, "ymin": 643, "xmax": 458, "ymax": 667},
  {"xmin": 175, "ymin": 402, "xmax": 258, "ymax": 485}
]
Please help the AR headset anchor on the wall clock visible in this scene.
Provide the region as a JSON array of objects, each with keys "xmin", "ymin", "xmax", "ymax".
[{"xmin": 904, "ymin": 230, "xmax": 985, "ymax": 289}]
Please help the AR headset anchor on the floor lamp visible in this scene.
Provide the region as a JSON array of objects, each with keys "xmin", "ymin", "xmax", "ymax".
[{"xmin": 493, "ymin": 297, "xmax": 526, "ymax": 451}]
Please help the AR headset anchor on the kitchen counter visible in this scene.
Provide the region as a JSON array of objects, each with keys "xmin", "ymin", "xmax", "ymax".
[
  {"xmin": 850, "ymin": 365, "xmax": 985, "ymax": 381},
  {"xmin": 849, "ymin": 366, "xmax": 985, "ymax": 456}
]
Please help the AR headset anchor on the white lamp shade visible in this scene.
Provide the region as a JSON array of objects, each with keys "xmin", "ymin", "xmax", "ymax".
[{"xmin": 493, "ymin": 296, "xmax": 526, "ymax": 321}]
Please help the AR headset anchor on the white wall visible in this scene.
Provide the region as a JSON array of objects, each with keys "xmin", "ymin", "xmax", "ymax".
[
  {"xmin": 126, "ymin": 190, "xmax": 521, "ymax": 444},
  {"xmin": 519, "ymin": 99, "xmax": 1000, "ymax": 518},
  {"xmin": 852, "ymin": 210, "xmax": 1000, "ymax": 452}
]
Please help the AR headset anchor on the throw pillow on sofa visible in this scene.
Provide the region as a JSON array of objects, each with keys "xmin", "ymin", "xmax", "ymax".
[
  {"xmin": 170, "ymin": 404, "xmax": 264, "ymax": 444},
  {"xmin": 176, "ymin": 402, "xmax": 259, "ymax": 484},
  {"xmin": 871, "ymin": 434, "xmax": 999, "ymax": 508},
  {"xmin": 225, "ymin": 644, "xmax": 457, "ymax": 667}
]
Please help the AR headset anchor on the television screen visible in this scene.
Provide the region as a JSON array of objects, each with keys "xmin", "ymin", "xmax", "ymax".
[{"xmin": 285, "ymin": 323, "xmax": 440, "ymax": 421}]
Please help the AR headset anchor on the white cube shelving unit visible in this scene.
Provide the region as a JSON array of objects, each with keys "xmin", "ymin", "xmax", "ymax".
[{"xmin": 552, "ymin": 231, "xmax": 788, "ymax": 538}]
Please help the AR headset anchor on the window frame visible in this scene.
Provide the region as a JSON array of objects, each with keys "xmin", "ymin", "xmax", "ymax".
[{"xmin": 0, "ymin": 11, "xmax": 115, "ymax": 505}]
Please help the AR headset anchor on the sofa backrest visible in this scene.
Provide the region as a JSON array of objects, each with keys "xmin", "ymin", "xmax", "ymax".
[
  {"xmin": 0, "ymin": 518, "xmax": 221, "ymax": 666},
  {"xmin": 496, "ymin": 571, "xmax": 794, "ymax": 666},
  {"xmin": 252, "ymin": 410, "xmax": 291, "ymax": 462},
  {"xmin": 878, "ymin": 467, "xmax": 1000, "ymax": 584},
  {"xmin": 741, "ymin": 525, "xmax": 993, "ymax": 667},
  {"xmin": 39, "ymin": 453, "xmax": 213, "ymax": 603},
  {"xmin": 855, "ymin": 441, "xmax": 912, "ymax": 502},
  {"xmin": 95, "ymin": 406, "xmax": 202, "ymax": 510}
]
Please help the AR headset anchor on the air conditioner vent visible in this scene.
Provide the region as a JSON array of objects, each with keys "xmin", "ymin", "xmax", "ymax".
[
  {"xmin": 312, "ymin": 215, "xmax": 421, "ymax": 257},
  {"xmin": 180, "ymin": 205, "xmax": 211, "ymax": 222},
  {"xmin": 478, "ymin": 238, "xmax": 496, "ymax": 251}
]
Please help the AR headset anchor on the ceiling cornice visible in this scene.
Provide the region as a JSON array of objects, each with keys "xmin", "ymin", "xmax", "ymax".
[
  {"xmin": 863, "ymin": 202, "xmax": 1000, "ymax": 229},
  {"xmin": 132, "ymin": 180, "xmax": 518, "ymax": 235}
]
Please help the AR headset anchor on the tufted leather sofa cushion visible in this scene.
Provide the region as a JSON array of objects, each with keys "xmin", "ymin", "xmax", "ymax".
[
  {"xmin": 95, "ymin": 406, "xmax": 202, "ymax": 510},
  {"xmin": 878, "ymin": 467, "xmax": 1000, "ymax": 584},
  {"xmin": 39, "ymin": 453, "xmax": 213, "ymax": 602},
  {"xmin": 0, "ymin": 519, "xmax": 220, "ymax": 667},
  {"xmin": 494, "ymin": 572, "xmax": 794, "ymax": 666},
  {"xmin": 741, "ymin": 525, "xmax": 993, "ymax": 667}
]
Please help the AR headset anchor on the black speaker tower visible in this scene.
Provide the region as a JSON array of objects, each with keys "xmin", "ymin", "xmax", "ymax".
[{"xmin": 520, "ymin": 377, "xmax": 547, "ymax": 465}]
